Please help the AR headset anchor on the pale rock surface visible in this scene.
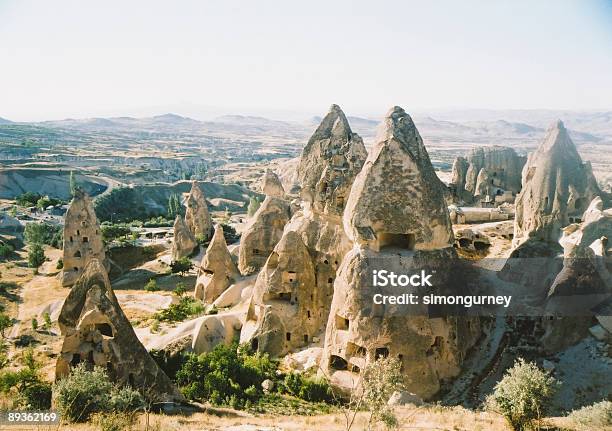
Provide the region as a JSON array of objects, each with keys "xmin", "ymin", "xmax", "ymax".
[
  {"xmin": 455, "ymin": 146, "xmax": 525, "ymax": 201},
  {"xmin": 281, "ymin": 347, "xmax": 323, "ymax": 372},
  {"xmin": 194, "ymin": 225, "xmax": 239, "ymax": 303},
  {"xmin": 61, "ymin": 189, "xmax": 106, "ymax": 287},
  {"xmin": 322, "ymin": 107, "xmax": 480, "ymax": 400},
  {"xmin": 238, "ymin": 196, "xmax": 291, "ymax": 275},
  {"xmin": 241, "ymin": 231, "xmax": 321, "ymax": 357},
  {"xmin": 474, "ymin": 168, "xmax": 491, "ymax": 199},
  {"xmin": 56, "ymin": 259, "xmax": 183, "ymax": 401},
  {"xmin": 343, "ymin": 106, "xmax": 453, "ymax": 251},
  {"xmin": 513, "ymin": 120, "xmax": 601, "ymax": 247},
  {"xmin": 261, "ymin": 169, "xmax": 285, "ymax": 197},
  {"xmin": 184, "ymin": 181, "xmax": 214, "ymax": 240},
  {"xmin": 171, "ymin": 215, "xmax": 197, "ymax": 261},
  {"xmin": 296, "ymin": 104, "xmax": 367, "ymax": 217},
  {"xmin": 388, "ymin": 390, "xmax": 424, "ymax": 407}
]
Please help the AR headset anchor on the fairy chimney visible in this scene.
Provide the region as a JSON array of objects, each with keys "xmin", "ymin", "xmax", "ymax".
[
  {"xmin": 194, "ymin": 224, "xmax": 239, "ymax": 303},
  {"xmin": 61, "ymin": 189, "xmax": 106, "ymax": 287},
  {"xmin": 56, "ymin": 259, "xmax": 184, "ymax": 402},
  {"xmin": 238, "ymin": 196, "xmax": 291, "ymax": 275},
  {"xmin": 184, "ymin": 181, "xmax": 214, "ymax": 241},
  {"xmin": 171, "ymin": 215, "xmax": 197, "ymax": 261},
  {"xmin": 322, "ymin": 107, "xmax": 480, "ymax": 399}
]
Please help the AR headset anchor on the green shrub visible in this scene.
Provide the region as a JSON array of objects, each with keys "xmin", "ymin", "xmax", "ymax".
[
  {"xmin": 16, "ymin": 191, "xmax": 42, "ymax": 207},
  {"xmin": 173, "ymin": 282, "xmax": 187, "ymax": 296},
  {"xmin": 0, "ymin": 242, "xmax": 13, "ymax": 260},
  {"xmin": 53, "ymin": 364, "xmax": 143, "ymax": 423},
  {"xmin": 221, "ymin": 223, "xmax": 240, "ymax": 244},
  {"xmin": 486, "ymin": 358, "xmax": 558, "ymax": 431},
  {"xmin": 42, "ymin": 312, "xmax": 52, "ymax": 330},
  {"xmin": 0, "ymin": 349, "xmax": 51, "ymax": 409},
  {"xmin": 282, "ymin": 373, "xmax": 333, "ymax": 403},
  {"xmin": 176, "ymin": 342, "xmax": 275, "ymax": 408},
  {"xmin": 568, "ymin": 400, "xmax": 611, "ymax": 428},
  {"xmin": 24, "ymin": 222, "xmax": 62, "ymax": 248},
  {"xmin": 31, "ymin": 318, "xmax": 38, "ymax": 331},
  {"xmin": 56, "ymin": 258, "xmax": 64, "ymax": 269},
  {"xmin": 153, "ymin": 297, "xmax": 204, "ymax": 322},
  {"xmin": 0, "ymin": 312, "xmax": 14, "ymax": 337},
  {"xmin": 28, "ymin": 243, "xmax": 45, "ymax": 268},
  {"xmin": 144, "ymin": 278, "xmax": 158, "ymax": 292},
  {"xmin": 170, "ymin": 257, "xmax": 193, "ymax": 276}
]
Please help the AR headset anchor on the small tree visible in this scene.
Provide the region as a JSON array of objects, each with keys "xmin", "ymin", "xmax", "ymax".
[
  {"xmin": 144, "ymin": 279, "xmax": 158, "ymax": 292},
  {"xmin": 0, "ymin": 313, "xmax": 13, "ymax": 338},
  {"xmin": 31, "ymin": 318, "xmax": 38, "ymax": 331},
  {"xmin": 171, "ymin": 257, "xmax": 193, "ymax": 276},
  {"xmin": 247, "ymin": 197, "xmax": 261, "ymax": 217},
  {"xmin": 174, "ymin": 282, "xmax": 187, "ymax": 296},
  {"xmin": 42, "ymin": 312, "xmax": 52, "ymax": 331},
  {"xmin": 28, "ymin": 243, "xmax": 45, "ymax": 268},
  {"xmin": 487, "ymin": 358, "xmax": 558, "ymax": 431},
  {"xmin": 69, "ymin": 171, "xmax": 78, "ymax": 197}
]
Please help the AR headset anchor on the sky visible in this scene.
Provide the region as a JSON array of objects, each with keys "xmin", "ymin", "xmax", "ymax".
[{"xmin": 1, "ymin": 0, "xmax": 612, "ymax": 121}]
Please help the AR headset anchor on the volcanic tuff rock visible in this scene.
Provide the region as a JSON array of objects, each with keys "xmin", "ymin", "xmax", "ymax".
[
  {"xmin": 540, "ymin": 196, "xmax": 612, "ymax": 352},
  {"xmin": 171, "ymin": 215, "xmax": 197, "ymax": 261},
  {"xmin": 241, "ymin": 231, "xmax": 321, "ymax": 357},
  {"xmin": 451, "ymin": 146, "xmax": 525, "ymax": 202},
  {"xmin": 56, "ymin": 259, "xmax": 183, "ymax": 402},
  {"xmin": 61, "ymin": 189, "xmax": 106, "ymax": 287},
  {"xmin": 238, "ymin": 196, "xmax": 291, "ymax": 275},
  {"xmin": 323, "ymin": 106, "xmax": 480, "ymax": 399},
  {"xmin": 474, "ymin": 168, "xmax": 491, "ymax": 199},
  {"xmin": 296, "ymin": 104, "xmax": 367, "ymax": 217},
  {"xmin": 184, "ymin": 181, "xmax": 214, "ymax": 241},
  {"xmin": 343, "ymin": 106, "xmax": 453, "ymax": 251},
  {"xmin": 261, "ymin": 169, "xmax": 285, "ymax": 198},
  {"xmin": 513, "ymin": 120, "xmax": 601, "ymax": 246},
  {"xmin": 195, "ymin": 224, "xmax": 240, "ymax": 303}
]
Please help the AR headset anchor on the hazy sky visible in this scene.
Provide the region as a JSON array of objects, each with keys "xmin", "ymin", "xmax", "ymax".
[{"xmin": 1, "ymin": 0, "xmax": 612, "ymax": 121}]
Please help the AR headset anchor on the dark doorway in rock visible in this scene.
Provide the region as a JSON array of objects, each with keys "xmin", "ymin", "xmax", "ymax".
[
  {"xmin": 474, "ymin": 241, "xmax": 489, "ymax": 251},
  {"xmin": 378, "ymin": 233, "xmax": 415, "ymax": 251},
  {"xmin": 330, "ymin": 355, "xmax": 348, "ymax": 370},
  {"xmin": 286, "ymin": 332, "xmax": 291, "ymax": 341},
  {"xmin": 375, "ymin": 347, "xmax": 389, "ymax": 358},
  {"xmin": 251, "ymin": 338, "xmax": 259, "ymax": 351},
  {"xmin": 96, "ymin": 323, "xmax": 114, "ymax": 337}
]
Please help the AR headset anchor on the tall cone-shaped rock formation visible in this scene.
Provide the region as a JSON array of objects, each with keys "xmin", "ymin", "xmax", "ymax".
[
  {"xmin": 61, "ymin": 189, "xmax": 106, "ymax": 287},
  {"xmin": 322, "ymin": 106, "xmax": 480, "ymax": 399},
  {"xmin": 171, "ymin": 215, "xmax": 197, "ymax": 261},
  {"xmin": 184, "ymin": 181, "xmax": 214, "ymax": 241},
  {"xmin": 261, "ymin": 169, "xmax": 285, "ymax": 198},
  {"xmin": 238, "ymin": 196, "xmax": 291, "ymax": 275},
  {"xmin": 195, "ymin": 224, "xmax": 239, "ymax": 303},
  {"xmin": 56, "ymin": 259, "xmax": 184, "ymax": 402},
  {"xmin": 297, "ymin": 104, "xmax": 367, "ymax": 217},
  {"xmin": 513, "ymin": 120, "xmax": 600, "ymax": 246},
  {"xmin": 240, "ymin": 231, "xmax": 319, "ymax": 357}
]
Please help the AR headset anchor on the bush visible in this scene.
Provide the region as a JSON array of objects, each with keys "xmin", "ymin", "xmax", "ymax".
[
  {"xmin": 28, "ymin": 243, "xmax": 45, "ymax": 268},
  {"xmin": 93, "ymin": 412, "xmax": 135, "ymax": 431},
  {"xmin": 53, "ymin": 364, "xmax": 144, "ymax": 423},
  {"xmin": 101, "ymin": 224, "xmax": 132, "ymax": 243},
  {"xmin": 282, "ymin": 373, "xmax": 333, "ymax": 403},
  {"xmin": 173, "ymin": 282, "xmax": 187, "ymax": 296},
  {"xmin": 16, "ymin": 191, "xmax": 42, "ymax": 207},
  {"xmin": 0, "ymin": 242, "xmax": 13, "ymax": 260},
  {"xmin": 56, "ymin": 258, "xmax": 63, "ymax": 269},
  {"xmin": 144, "ymin": 278, "xmax": 159, "ymax": 292},
  {"xmin": 0, "ymin": 312, "xmax": 14, "ymax": 337},
  {"xmin": 153, "ymin": 296, "xmax": 204, "ymax": 322},
  {"xmin": 487, "ymin": 358, "xmax": 558, "ymax": 431},
  {"xmin": 568, "ymin": 400, "xmax": 611, "ymax": 428},
  {"xmin": 176, "ymin": 342, "xmax": 275, "ymax": 408},
  {"xmin": 221, "ymin": 223, "xmax": 240, "ymax": 244},
  {"xmin": 24, "ymin": 222, "xmax": 62, "ymax": 248},
  {"xmin": 0, "ymin": 349, "xmax": 51, "ymax": 409},
  {"xmin": 170, "ymin": 257, "xmax": 193, "ymax": 276}
]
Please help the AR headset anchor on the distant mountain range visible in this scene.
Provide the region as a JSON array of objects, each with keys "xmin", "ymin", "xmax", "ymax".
[{"xmin": 1, "ymin": 110, "xmax": 610, "ymax": 145}]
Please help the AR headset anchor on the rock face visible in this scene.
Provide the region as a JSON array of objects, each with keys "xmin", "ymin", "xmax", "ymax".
[
  {"xmin": 344, "ymin": 106, "xmax": 453, "ymax": 251},
  {"xmin": 171, "ymin": 215, "xmax": 197, "ymax": 261},
  {"xmin": 56, "ymin": 259, "xmax": 183, "ymax": 402},
  {"xmin": 61, "ymin": 190, "xmax": 106, "ymax": 287},
  {"xmin": 540, "ymin": 196, "xmax": 612, "ymax": 352},
  {"xmin": 241, "ymin": 231, "xmax": 321, "ymax": 357},
  {"xmin": 261, "ymin": 169, "xmax": 285, "ymax": 198},
  {"xmin": 184, "ymin": 181, "xmax": 213, "ymax": 241},
  {"xmin": 194, "ymin": 225, "xmax": 239, "ymax": 303},
  {"xmin": 451, "ymin": 146, "xmax": 525, "ymax": 203},
  {"xmin": 297, "ymin": 104, "xmax": 367, "ymax": 217},
  {"xmin": 513, "ymin": 121, "xmax": 601, "ymax": 247},
  {"xmin": 238, "ymin": 196, "xmax": 291, "ymax": 275},
  {"xmin": 322, "ymin": 106, "xmax": 480, "ymax": 400}
]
